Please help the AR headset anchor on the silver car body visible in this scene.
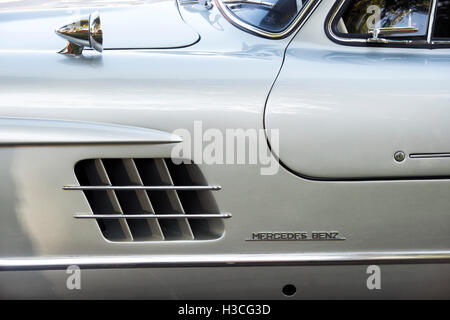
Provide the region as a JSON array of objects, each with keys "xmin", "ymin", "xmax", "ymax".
[{"xmin": 0, "ymin": 0, "xmax": 449, "ymax": 299}]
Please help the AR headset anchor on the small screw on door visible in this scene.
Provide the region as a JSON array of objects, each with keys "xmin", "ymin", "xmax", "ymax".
[{"xmin": 394, "ymin": 151, "xmax": 406, "ymax": 163}]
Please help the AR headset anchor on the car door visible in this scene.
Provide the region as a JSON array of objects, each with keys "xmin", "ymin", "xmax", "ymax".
[
  {"xmin": 266, "ymin": 0, "xmax": 450, "ymax": 180},
  {"xmin": 265, "ymin": 0, "xmax": 450, "ymax": 263}
]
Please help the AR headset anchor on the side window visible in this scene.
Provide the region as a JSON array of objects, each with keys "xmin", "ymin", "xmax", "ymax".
[
  {"xmin": 433, "ymin": 0, "xmax": 450, "ymax": 39},
  {"xmin": 339, "ymin": 0, "xmax": 432, "ymax": 38},
  {"xmin": 328, "ymin": 0, "xmax": 450, "ymax": 47},
  {"xmin": 216, "ymin": 0, "xmax": 318, "ymax": 38}
]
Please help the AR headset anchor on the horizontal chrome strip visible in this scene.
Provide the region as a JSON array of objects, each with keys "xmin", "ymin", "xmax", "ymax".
[
  {"xmin": 1, "ymin": 251, "xmax": 449, "ymax": 271},
  {"xmin": 410, "ymin": 153, "xmax": 450, "ymax": 159},
  {"xmin": 432, "ymin": 40, "xmax": 450, "ymax": 44},
  {"xmin": 74, "ymin": 213, "xmax": 232, "ymax": 219},
  {"xmin": 63, "ymin": 185, "xmax": 222, "ymax": 191},
  {"xmin": 178, "ymin": 0, "xmax": 199, "ymax": 5},
  {"xmin": 221, "ymin": 0, "xmax": 275, "ymax": 8}
]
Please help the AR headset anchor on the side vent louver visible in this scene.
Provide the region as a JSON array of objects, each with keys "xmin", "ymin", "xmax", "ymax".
[{"xmin": 67, "ymin": 159, "xmax": 230, "ymax": 241}]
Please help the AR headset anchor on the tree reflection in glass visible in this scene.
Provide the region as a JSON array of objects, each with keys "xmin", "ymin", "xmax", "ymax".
[{"xmin": 341, "ymin": 0, "xmax": 432, "ymax": 36}]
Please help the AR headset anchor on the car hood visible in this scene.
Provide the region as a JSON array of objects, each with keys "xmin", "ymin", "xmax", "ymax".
[{"xmin": 0, "ymin": 0, "xmax": 199, "ymax": 51}]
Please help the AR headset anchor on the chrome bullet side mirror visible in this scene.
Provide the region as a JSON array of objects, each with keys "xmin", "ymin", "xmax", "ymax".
[{"xmin": 55, "ymin": 11, "xmax": 103, "ymax": 55}]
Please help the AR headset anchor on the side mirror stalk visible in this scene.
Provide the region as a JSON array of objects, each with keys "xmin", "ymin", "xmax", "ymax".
[{"xmin": 367, "ymin": 26, "xmax": 419, "ymax": 44}]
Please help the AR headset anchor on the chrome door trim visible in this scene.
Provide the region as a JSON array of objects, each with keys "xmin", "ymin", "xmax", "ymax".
[
  {"xmin": 1, "ymin": 251, "xmax": 449, "ymax": 271},
  {"xmin": 410, "ymin": 153, "xmax": 450, "ymax": 159},
  {"xmin": 428, "ymin": 0, "xmax": 450, "ymax": 45},
  {"xmin": 326, "ymin": 0, "xmax": 369, "ymax": 45},
  {"xmin": 214, "ymin": 0, "xmax": 322, "ymax": 39}
]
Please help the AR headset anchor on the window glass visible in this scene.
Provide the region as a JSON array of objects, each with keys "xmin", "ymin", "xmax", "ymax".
[
  {"xmin": 221, "ymin": 0, "xmax": 310, "ymax": 33},
  {"xmin": 433, "ymin": 0, "xmax": 450, "ymax": 38},
  {"xmin": 338, "ymin": 0, "xmax": 432, "ymax": 37}
]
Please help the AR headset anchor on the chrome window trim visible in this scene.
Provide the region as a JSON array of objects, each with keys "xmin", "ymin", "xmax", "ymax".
[
  {"xmin": 1, "ymin": 251, "xmax": 449, "ymax": 271},
  {"xmin": 326, "ymin": 0, "xmax": 450, "ymax": 47},
  {"xmin": 427, "ymin": 0, "xmax": 438, "ymax": 43},
  {"xmin": 430, "ymin": 0, "xmax": 450, "ymax": 44},
  {"xmin": 326, "ymin": 0, "xmax": 367, "ymax": 45},
  {"xmin": 214, "ymin": 0, "xmax": 322, "ymax": 39}
]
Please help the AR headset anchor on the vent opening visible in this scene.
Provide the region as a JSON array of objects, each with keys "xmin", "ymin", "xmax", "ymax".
[
  {"xmin": 166, "ymin": 161, "xmax": 223, "ymax": 240},
  {"xmin": 74, "ymin": 159, "xmax": 131, "ymax": 241},
  {"xmin": 72, "ymin": 158, "xmax": 227, "ymax": 242}
]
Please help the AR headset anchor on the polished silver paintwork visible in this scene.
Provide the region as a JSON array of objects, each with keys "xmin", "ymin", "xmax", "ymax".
[
  {"xmin": 0, "ymin": 1, "xmax": 199, "ymax": 51},
  {"xmin": 0, "ymin": 118, "xmax": 181, "ymax": 145},
  {"xmin": 266, "ymin": 0, "xmax": 450, "ymax": 180},
  {"xmin": 0, "ymin": 0, "xmax": 448, "ymax": 299},
  {"xmin": 0, "ymin": 0, "xmax": 150, "ymax": 11}
]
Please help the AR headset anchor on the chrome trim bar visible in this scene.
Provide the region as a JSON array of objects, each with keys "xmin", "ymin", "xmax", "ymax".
[
  {"xmin": 74, "ymin": 213, "xmax": 232, "ymax": 219},
  {"xmin": 179, "ymin": 0, "xmax": 199, "ymax": 4},
  {"xmin": 432, "ymin": 40, "xmax": 450, "ymax": 44},
  {"xmin": 410, "ymin": 153, "xmax": 450, "ymax": 159},
  {"xmin": 221, "ymin": 0, "xmax": 275, "ymax": 8},
  {"xmin": 427, "ymin": 0, "xmax": 438, "ymax": 44},
  {"xmin": 367, "ymin": 26, "xmax": 419, "ymax": 44},
  {"xmin": 63, "ymin": 185, "xmax": 222, "ymax": 191},
  {"xmin": 370, "ymin": 26, "xmax": 419, "ymax": 35},
  {"xmin": 214, "ymin": 0, "xmax": 322, "ymax": 39},
  {"xmin": 1, "ymin": 251, "xmax": 449, "ymax": 271}
]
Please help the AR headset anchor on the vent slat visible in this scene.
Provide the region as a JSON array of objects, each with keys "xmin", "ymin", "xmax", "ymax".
[
  {"xmin": 101, "ymin": 159, "xmax": 164, "ymax": 241},
  {"xmin": 73, "ymin": 158, "xmax": 226, "ymax": 242},
  {"xmin": 134, "ymin": 159, "xmax": 194, "ymax": 240},
  {"xmin": 123, "ymin": 159, "xmax": 165, "ymax": 241},
  {"xmin": 165, "ymin": 160, "xmax": 224, "ymax": 240},
  {"xmin": 94, "ymin": 159, "xmax": 133, "ymax": 241},
  {"xmin": 160, "ymin": 159, "xmax": 195, "ymax": 240}
]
